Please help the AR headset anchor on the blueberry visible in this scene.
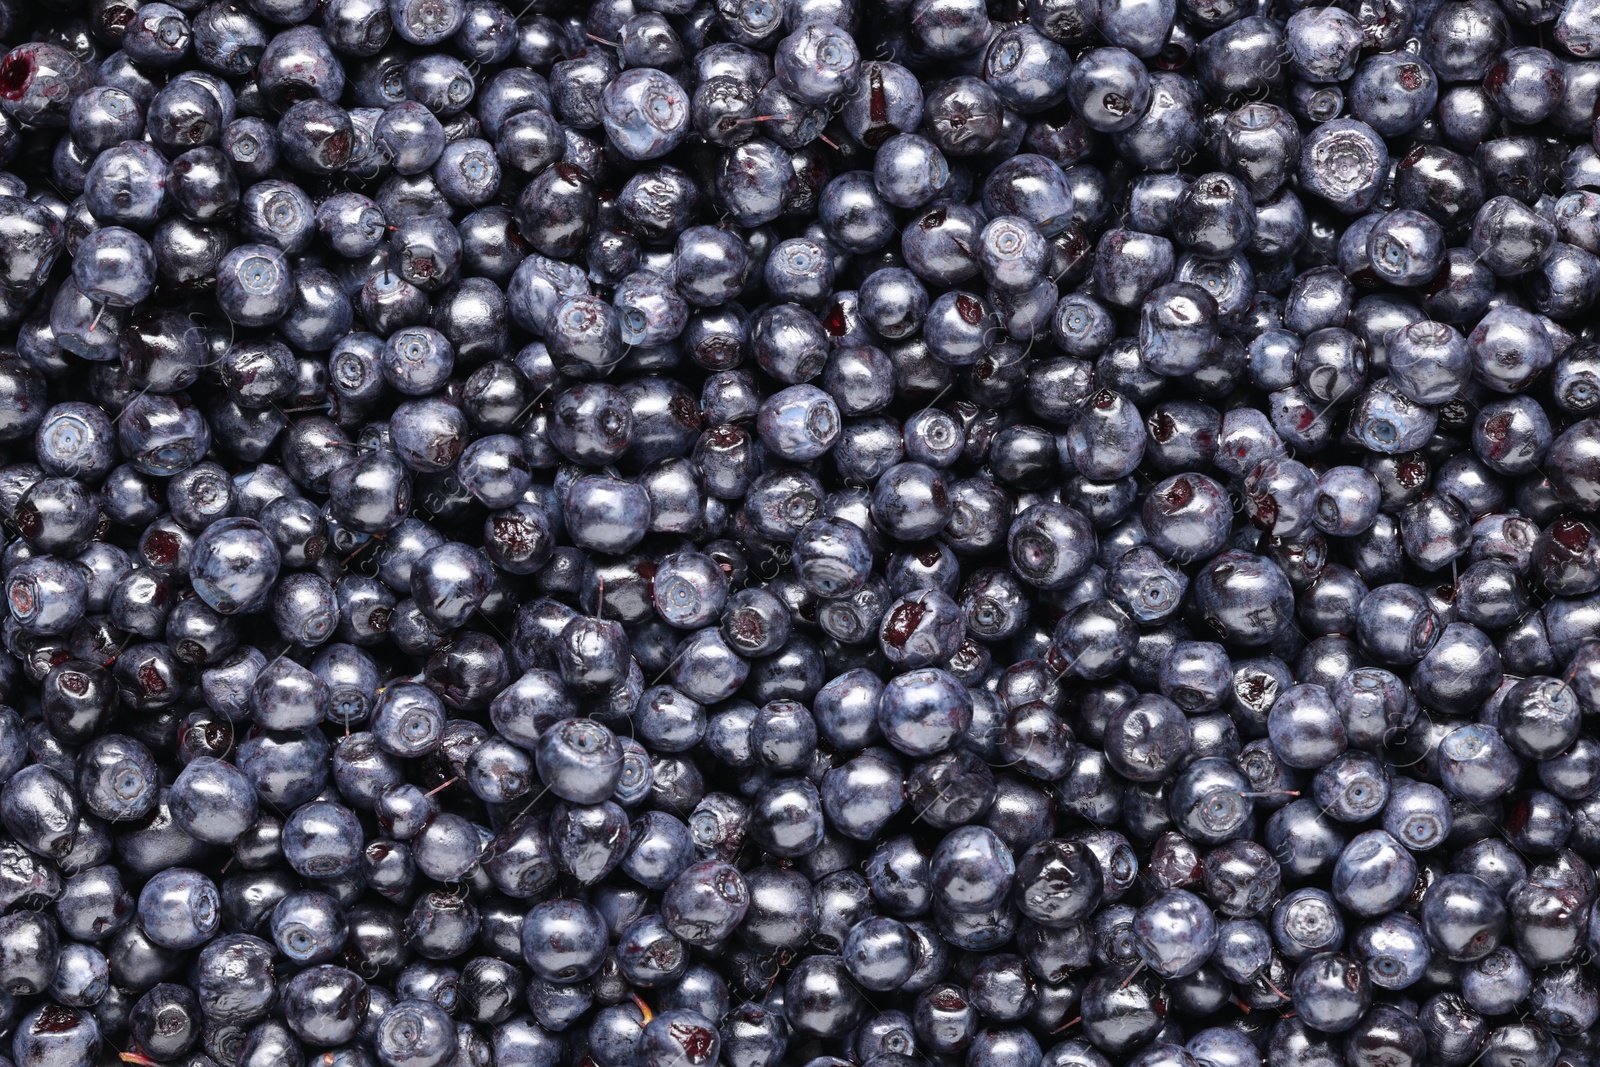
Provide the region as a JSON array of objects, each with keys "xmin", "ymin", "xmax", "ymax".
[
  {"xmin": 1291, "ymin": 952, "xmax": 1371, "ymax": 1033},
  {"xmin": 537, "ymin": 718, "xmax": 624, "ymax": 804},
  {"xmin": 137, "ymin": 868, "xmax": 221, "ymax": 950},
  {"xmin": 1133, "ymin": 889, "xmax": 1218, "ymax": 978},
  {"xmin": 1422, "ymin": 873, "xmax": 1507, "ymax": 962}
]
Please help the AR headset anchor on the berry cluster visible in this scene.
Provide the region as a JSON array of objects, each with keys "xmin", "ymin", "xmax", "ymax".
[{"xmin": 0, "ymin": 0, "xmax": 1597, "ymax": 1064}]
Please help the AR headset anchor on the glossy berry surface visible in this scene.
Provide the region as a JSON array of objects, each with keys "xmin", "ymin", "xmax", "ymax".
[{"xmin": 0, "ymin": 0, "xmax": 1593, "ymax": 1062}]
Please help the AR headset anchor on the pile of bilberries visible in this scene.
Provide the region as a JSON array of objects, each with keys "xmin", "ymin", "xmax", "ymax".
[{"xmin": 0, "ymin": 0, "xmax": 1598, "ymax": 1062}]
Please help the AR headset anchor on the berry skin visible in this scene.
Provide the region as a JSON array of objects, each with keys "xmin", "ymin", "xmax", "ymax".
[{"xmin": 3, "ymin": 2, "xmax": 1600, "ymax": 1061}]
